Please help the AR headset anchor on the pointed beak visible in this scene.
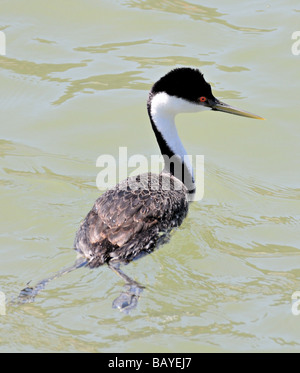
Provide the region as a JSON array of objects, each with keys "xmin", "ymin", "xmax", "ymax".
[{"xmin": 207, "ymin": 98, "xmax": 265, "ymax": 120}]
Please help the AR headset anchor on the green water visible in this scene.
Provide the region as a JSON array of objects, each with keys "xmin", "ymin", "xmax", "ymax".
[{"xmin": 0, "ymin": 0, "xmax": 299, "ymax": 352}]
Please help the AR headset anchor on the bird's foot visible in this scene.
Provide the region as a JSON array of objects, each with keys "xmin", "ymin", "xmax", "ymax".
[
  {"xmin": 17, "ymin": 285, "xmax": 37, "ymax": 303},
  {"xmin": 112, "ymin": 283, "xmax": 144, "ymax": 314}
]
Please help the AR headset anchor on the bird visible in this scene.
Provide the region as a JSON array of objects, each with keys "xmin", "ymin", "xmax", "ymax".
[
  {"xmin": 17, "ymin": 67, "xmax": 263, "ymax": 312},
  {"xmin": 73, "ymin": 67, "xmax": 263, "ymax": 310}
]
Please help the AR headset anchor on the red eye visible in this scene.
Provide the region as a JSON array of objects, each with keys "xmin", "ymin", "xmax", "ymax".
[{"xmin": 199, "ymin": 96, "xmax": 207, "ymax": 102}]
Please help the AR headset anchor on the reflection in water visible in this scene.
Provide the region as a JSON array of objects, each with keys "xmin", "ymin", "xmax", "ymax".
[
  {"xmin": 74, "ymin": 39, "xmax": 152, "ymax": 54},
  {"xmin": 125, "ymin": 0, "xmax": 275, "ymax": 33},
  {"xmin": 0, "ymin": 55, "xmax": 86, "ymax": 82},
  {"xmin": 0, "ymin": 56, "xmax": 149, "ymax": 105},
  {"xmin": 34, "ymin": 38, "xmax": 57, "ymax": 45},
  {"xmin": 122, "ymin": 55, "xmax": 212, "ymax": 69},
  {"xmin": 53, "ymin": 71, "xmax": 149, "ymax": 105}
]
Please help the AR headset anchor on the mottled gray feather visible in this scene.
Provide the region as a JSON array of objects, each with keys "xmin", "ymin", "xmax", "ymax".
[{"xmin": 74, "ymin": 172, "xmax": 188, "ymax": 268}]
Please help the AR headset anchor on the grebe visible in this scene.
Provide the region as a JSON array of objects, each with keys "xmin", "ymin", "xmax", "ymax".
[{"xmin": 19, "ymin": 68, "xmax": 263, "ymax": 312}]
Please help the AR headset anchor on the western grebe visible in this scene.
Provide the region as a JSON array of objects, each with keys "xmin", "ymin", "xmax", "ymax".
[{"xmin": 18, "ymin": 67, "xmax": 263, "ymax": 312}]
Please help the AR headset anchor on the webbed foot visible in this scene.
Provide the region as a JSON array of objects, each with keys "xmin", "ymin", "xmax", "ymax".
[
  {"xmin": 112, "ymin": 283, "xmax": 144, "ymax": 314},
  {"xmin": 17, "ymin": 285, "xmax": 36, "ymax": 303}
]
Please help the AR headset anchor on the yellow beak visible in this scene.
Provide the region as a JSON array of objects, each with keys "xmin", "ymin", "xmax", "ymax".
[{"xmin": 209, "ymin": 99, "xmax": 264, "ymax": 120}]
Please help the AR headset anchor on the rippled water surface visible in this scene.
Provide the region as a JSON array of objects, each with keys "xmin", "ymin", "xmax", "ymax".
[{"xmin": 0, "ymin": 0, "xmax": 299, "ymax": 352}]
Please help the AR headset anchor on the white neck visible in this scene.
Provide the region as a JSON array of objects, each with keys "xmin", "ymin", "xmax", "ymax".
[{"xmin": 150, "ymin": 92, "xmax": 209, "ymax": 179}]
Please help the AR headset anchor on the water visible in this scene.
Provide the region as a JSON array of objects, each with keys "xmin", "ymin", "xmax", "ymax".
[{"xmin": 0, "ymin": 0, "xmax": 299, "ymax": 352}]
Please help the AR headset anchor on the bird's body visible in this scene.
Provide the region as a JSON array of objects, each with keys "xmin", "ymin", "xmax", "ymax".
[{"xmin": 74, "ymin": 172, "xmax": 188, "ymax": 268}]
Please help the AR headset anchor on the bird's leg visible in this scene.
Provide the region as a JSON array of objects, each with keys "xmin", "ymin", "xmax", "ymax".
[
  {"xmin": 108, "ymin": 261, "xmax": 144, "ymax": 314},
  {"xmin": 14, "ymin": 256, "xmax": 88, "ymax": 304}
]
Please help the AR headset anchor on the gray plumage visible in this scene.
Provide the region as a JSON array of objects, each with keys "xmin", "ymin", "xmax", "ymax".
[{"xmin": 74, "ymin": 172, "xmax": 189, "ymax": 268}]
